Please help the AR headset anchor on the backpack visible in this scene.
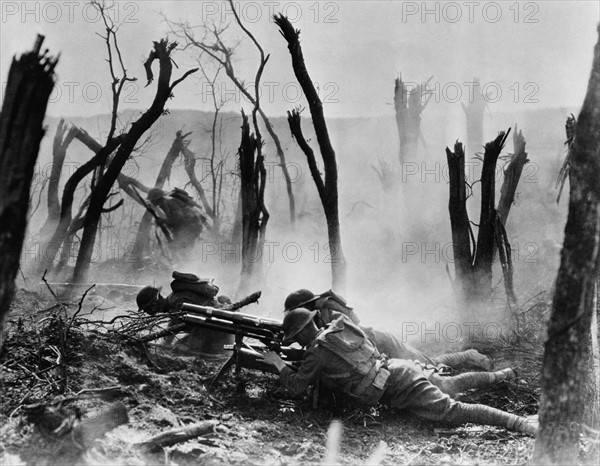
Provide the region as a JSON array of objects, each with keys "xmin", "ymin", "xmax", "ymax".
[
  {"xmin": 317, "ymin": 316, "xmax": 390, "ymax": 404},
  {"xmin": 170, "ymin": 271, "xmax": 219, "ymax": 299}
]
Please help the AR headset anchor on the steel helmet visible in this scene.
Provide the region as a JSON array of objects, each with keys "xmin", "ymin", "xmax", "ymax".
[
  {"xmin": 136, "ymin": 286, "xmax": 161, "ymax": 313},
  {"xmin": 284, "ymin": 289, "xmax": 320, "ymax": 312},
  {"xmin": 147, "ymin": 188, "xmax": 165, "ymax": 202},
  {"xmin": 282, "ymin": 308, "xmax": 317, "ymax": 344}
]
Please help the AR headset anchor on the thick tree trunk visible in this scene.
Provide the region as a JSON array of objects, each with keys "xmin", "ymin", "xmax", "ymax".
[
  {"xmin": 532, "ymin": 26, "xmax": 600, "ymax": 464},
  {"xmin": 471, "ymin": 130, "xmax": 511, "ymax": 302},
  {"xmin": 237, "ymin": 112, "xmax": 269, "ymax": 296},
  {"xmin": 445, "ymin": 131, "xmax": 512, "ymax": 317},
  {"xmin": 446, "ymin": 142, "xmax": 473, "ymax": 302},
  {"xmin": 275, "ymin": 14, "xmax": 346, "ymax": 292},
  {"xmin": 0, "ymin": 36, "xmax": 57, "ymax": 347}
]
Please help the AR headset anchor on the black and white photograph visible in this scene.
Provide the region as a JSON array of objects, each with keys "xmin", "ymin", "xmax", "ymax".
[{"xmin": 0, "ymin": 1, "xmax": 599, "ymax": 464}]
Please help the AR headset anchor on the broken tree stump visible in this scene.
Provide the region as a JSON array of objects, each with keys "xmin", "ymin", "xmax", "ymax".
[{"xmin": 0, "ymin": 35, "xmax": 58, "ymax": 348}]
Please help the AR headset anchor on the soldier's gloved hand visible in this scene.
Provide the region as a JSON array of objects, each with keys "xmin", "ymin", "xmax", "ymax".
[{"xmin": 262, "ymin": 350, "xmax": 287, "ymax": 372}]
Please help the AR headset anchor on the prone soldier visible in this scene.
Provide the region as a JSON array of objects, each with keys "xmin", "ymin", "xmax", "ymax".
[
  {"xmin": 262, "ymin": 309, "xmax": 536, "ymax": 435},
  {"xmin": 283, "ymin": 289, "xmax": 493, "ymax": 371},
  {"xmin": 136, "ymin": 271, "xmax": 233, "ymax": 354}
]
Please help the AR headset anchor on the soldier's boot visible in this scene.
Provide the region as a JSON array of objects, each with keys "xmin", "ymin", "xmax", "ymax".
[
  {"xmin": 449, "ymin": 402, "xmax": 538, "ymax": 436},
  {"xmin": 431, "ymin": 368, "xmax": 516, "ymax": 397},
  {"xmin": 432, "ymin": 349, "xmax": 494, "ymax": 371}
]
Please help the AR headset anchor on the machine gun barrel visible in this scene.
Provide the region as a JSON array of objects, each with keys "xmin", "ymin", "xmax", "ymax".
[
  {"xmin": 181, "ymin": 301, "xmax": 305, "ymax": 384},
  {"xmin": 182, "ymin": 314, "xmax": 284, "ymax": 349},
  {"xmin": 182, "ymin": 303, "xmax": 283, "ymax": 333}
]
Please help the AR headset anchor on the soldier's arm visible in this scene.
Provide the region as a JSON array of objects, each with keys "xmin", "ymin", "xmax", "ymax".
[{"xmin": 266, "ymin": 348, "xmax": 322, "ymax": 396}]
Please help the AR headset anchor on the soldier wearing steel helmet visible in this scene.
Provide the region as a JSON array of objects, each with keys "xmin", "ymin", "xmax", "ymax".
[
  {"xmin": 136, "ymin": 272, "xmax": 232, "ymax": 354},
  {"xmin": 283, "ymin": 289, "xmax": 492, "ymax": 371},
  {"xmin": 262, "ymin": 309, "xmax": 536, "ymax": 435},
  {"xmin": 147, "ymin": 188, "xmax": 205, "ymax": 258}
]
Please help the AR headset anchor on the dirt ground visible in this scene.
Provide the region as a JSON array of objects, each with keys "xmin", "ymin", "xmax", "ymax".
[{"xmin": 0, "ymin": 287, "xmax": 598, "ymax": 466}]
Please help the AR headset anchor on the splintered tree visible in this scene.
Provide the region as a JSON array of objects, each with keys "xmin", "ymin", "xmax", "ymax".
[
  {"xmin": 72, "ymin": 37, "xmax": 197, "ymax": 285},
  {"xmin": 461, "ymin": 77, "xmax": 489, "ymax": 155},
  {"xmin": 169, "ymin": 0, "xmax": 296, "ymax": 225},
  {"xmin": 237, "ymin": 112, "xmax": 269, "ymax": 296},
  {"xmin": 37, "ymin": 119, "xmax": 78, "ymax": 243},
  {"xmin": 532, "ymin": 25, "xmax": 600, "ymax": 465},
  {"xmin": 39, "ymin": 4, "xmax": 195, "ymax": 280},
  {"xmin": 0, "ymin": 35, "xmax": 57, "ymax": 347},
  {"xmin": 275, "ymin": 14, "xmax": 347, "ymax": 292},
  {"xmin": 394, "ymin": 74, "xmax": 432, "ymax": 164},
  {"xmin": 446, "ymin": 126, "xmax": 529, "ymax": 316}
]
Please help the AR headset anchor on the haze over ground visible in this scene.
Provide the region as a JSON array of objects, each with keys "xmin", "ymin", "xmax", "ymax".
[{"xmin": 1, "ymin": 0, "xmax": 595, "ymax": 343}]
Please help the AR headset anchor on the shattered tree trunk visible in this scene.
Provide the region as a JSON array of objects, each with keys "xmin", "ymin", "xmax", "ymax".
[
  {"xmin": 275, "ymin": 14, "xmax": 347, "ymax": 292},
  {"xmin": 0, "ymin": 36, "xmax": 57, "ymax": 347},
  {"xmin": 394, "ymin": 76, "xmax": 428, "ymax": 164},
  {"xmin": 497, "ymin": 125, "xmax": 529, "ymax": 224},
  {"xmin": 71, "ymin": 40, "xmax": 196, "ymax": 285},
  {"xmin": 532, "ymin": 26, "xmax": 600, "ymax": 464},
  {"xmin": 237, "ymin": 112, "xmax": 269, "ymax": 296},
  {"xmin": 446, "ymin": 130, "xmax": 512, "ymax": 317},
  {"xmin": 38, "ymin": 119, "xmax": 78, "ymax": 243},
  {"xmin": 131, "ymin": 131, "xmax": 189, "ymax": 266},
  {"xmin": 446, "ymin": 142, "xmax": 473, "ymax": 304},
  {"xmin": 461, "ymin": 78, "xmax": 487, "ymax": 155},
  {"xmin": 208, "ymin": 1, "xmax": 296, "ymax": 225}
]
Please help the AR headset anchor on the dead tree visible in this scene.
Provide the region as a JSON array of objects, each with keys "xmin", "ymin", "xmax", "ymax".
[
  {"xmin": 37, "ymin": 119, "xmax": 78, "ymax": 242},
  {"xmin": 38, "ymin": 3, "xmax": 137, "ymax": 276},
  {"xmin": 169, "ymin": 0, "xmax": 296, "ymax": 225},
  {"xmin": 237, "ymin": 111, "xmax": 269, "ymax": 296},
  {"xmin": 532, "ymin": 26, "xmax": 600, "ymax": 464},
  {"xmin": 185, "ymin": 62, "xmax": 230, "ymax": 235},
  {"xmin": 0, "ymin": 35, "xmax": 57, "ymax": 347},
  {"xmin": 394, "ymin": 75, "xmax": 432, "ymax": 164},
  {"xmin": 37, "ymin": 132, "xmax": 124, "ymax": 276},
  {"xmin": 275, "ymin": 14, "xmax": 347, "ymax": 292},
  {"xmin": 461, "ymin": 77, "xmax": 488, "ymax": 155},
  {"xmin": 72, "ymin": 38, "xmax": 197, "ymax": 285},
  {"xmin": 446, "ymin": 129, "xmax": 518, "ymax": 316},
  {"xmin": 497, "ymin": 124, "xmax": 529, "ymax": 224}
]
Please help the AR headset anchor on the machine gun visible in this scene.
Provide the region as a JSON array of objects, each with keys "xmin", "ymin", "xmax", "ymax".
[{"xmin": 181, "ymin": 303, "xmax": 304, "ymax": 385}]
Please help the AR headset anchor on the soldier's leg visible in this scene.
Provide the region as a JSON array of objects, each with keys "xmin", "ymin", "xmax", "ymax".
[
  {"xmin": 432, "ymin": 349, "xmax": 493, "ymax": 370},
  {"xmin": 361, "ymin": 327, "xmax": 436, "ymax": 364},
  {"xmin": 429, "ymin": 368, "xmax": 516, "ymax": 397},
  {"xmin": 382, "ymin": 361, "xmax": 535, "ymax": 435}
]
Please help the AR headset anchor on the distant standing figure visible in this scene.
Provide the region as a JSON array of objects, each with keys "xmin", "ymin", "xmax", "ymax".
[{"xmin": 147, "ymin": 188, "xmax": 204, "ymax": 258}]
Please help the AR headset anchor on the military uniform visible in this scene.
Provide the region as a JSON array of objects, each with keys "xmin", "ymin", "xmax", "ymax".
[
  {"xmin": 276, "ymin": 313, "xmax": 535, "ymax": 435},
  {"xmin": 285, "ymin": 289, "xmax": 492, "ymax": 370},
  {"xmin": 137, "ymin": 272, "xmax": 233, "ymax": 354},
  {"xmin": 148, "ymin": 188, "xmax": 204, "ymax": 256}
]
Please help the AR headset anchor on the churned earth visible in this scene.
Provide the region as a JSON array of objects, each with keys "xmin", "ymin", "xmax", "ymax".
[{"xmin": 0, "ymin": 287, "xmax": 597, "ymax": 466}]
